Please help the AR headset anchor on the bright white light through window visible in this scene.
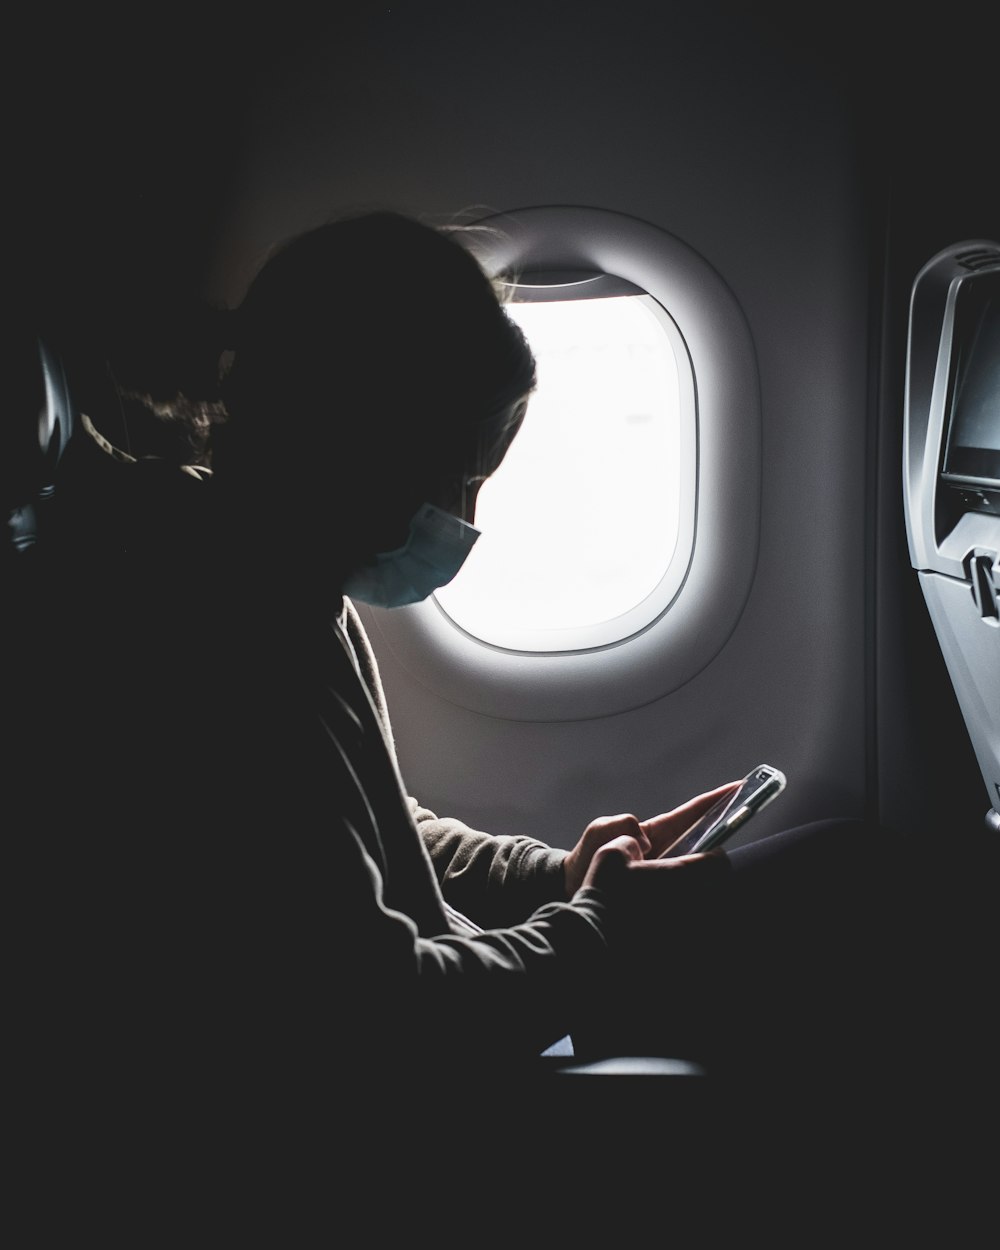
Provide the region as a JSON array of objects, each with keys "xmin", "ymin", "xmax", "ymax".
[{"xmin": 435, "ymin": 291, "xmax": 692, "ymax": 651}]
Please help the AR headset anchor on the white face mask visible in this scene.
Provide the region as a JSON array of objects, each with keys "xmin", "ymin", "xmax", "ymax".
[{"xmin": 341, "ymin": 502, "xmax": 481, "ymax": 608}]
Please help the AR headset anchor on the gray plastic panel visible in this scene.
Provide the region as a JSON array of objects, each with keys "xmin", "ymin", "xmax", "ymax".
[
  {"xmin": 904, "ymin": 241, "xmax": 1000, "ymax": 820},
  {"xmin": 919, "ymin": 571, "xmax": 1000, "ymax": 816}
]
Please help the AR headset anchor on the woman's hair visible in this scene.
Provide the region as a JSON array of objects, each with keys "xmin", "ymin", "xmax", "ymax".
[
  {"xmin": 217, "ymin": 211, "xmax": 535, "ymax": 512},
  {"xmin": 110, "ymin": 209, "xmax": 535, "ymax": 479},
  {"xmin": 108, "ymin": 209, "xmax": 536, "ymax": 566}
]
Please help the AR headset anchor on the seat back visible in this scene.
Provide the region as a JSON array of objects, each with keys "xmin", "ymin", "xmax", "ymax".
[
  {"xmin": 903, "ymin": 239, "xmax": 1000, "ymax": 832},
  {"xmin": 2, "ymin": 331, "xmax": 80, "ymax": 833},
  {"xmin": 3, "ymin": 331, "xmax": 76, "ymax": 560}
]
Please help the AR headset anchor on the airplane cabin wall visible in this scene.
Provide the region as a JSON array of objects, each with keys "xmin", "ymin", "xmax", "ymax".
[{"xmin": 15, "ymin": 4, "xmax": 994, "ymax": 847}]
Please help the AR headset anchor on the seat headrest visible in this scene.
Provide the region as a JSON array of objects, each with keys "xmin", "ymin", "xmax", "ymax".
[{"xmin": 3, "ymin": 333, "xmax": 77, "ymax": 556}]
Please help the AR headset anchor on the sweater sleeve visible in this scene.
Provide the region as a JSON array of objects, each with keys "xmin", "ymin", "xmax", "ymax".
[
  {"xmin": 329, "ymin": 800, "xmax": 613, "ymax": 1066},
  {"xmin": 342, "ymin": 597, "xmax": 571, "ymax": 928},
  {"xmin": 410, "ymin": 799, "xmax": 570, "ymax": 929},
  {"xmin": 321, "ymin": 601, "xmax": 613, "ymax": 1060}
]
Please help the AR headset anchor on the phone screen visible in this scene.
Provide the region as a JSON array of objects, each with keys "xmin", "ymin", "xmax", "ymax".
[{"xmin": 659, "ymin": 765, "xmax": 786, "ymax": 858}]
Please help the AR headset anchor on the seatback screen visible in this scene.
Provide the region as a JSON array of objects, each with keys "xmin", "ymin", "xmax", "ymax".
[{"xmin": 942, "ymin": 272, "xmax": 1000, "ymax": 488}]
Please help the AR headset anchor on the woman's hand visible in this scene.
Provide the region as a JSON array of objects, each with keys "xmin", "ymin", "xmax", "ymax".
[
  {"xmin": 563, "ymin": 782, "xmax": 741, "ymax": 896},
  {"xmin": 638, "ymin": 782, "xmax": 740, "ymax": 859},
  {"xmin": 564, "ymin": 814, "xmax": 651, "ymax": 897}
]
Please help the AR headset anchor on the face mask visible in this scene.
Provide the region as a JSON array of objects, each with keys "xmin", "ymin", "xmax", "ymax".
[{"xmin": 342, "ymin": 502, "xmax": 481, "ymax": 608}]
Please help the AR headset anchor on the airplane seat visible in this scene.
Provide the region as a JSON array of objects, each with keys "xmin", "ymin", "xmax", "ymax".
[
  {"xmin": 3, "ymin": 330, "xmax": 76, "ymax": 563},
  {"xmin": 903, "ymin": 240, "xmax": 1000, "ymax": 836},
  {"xmin": 4, "ymin": 322, "xmax": 211, "ymax": 588},
  {"xmin": 3, "ymin": 330, "xmax": 80, "ymax": 809},
  {"xmin": 1, "ymin": 322, "xmax": 216, "ymax": 848}
]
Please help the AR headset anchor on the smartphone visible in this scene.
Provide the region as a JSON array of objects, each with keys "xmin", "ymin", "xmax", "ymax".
[{"xmin": 659, "ymin": 764, "xmax": 787, "ymax": 858}]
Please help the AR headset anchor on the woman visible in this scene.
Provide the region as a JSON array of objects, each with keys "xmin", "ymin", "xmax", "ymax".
[{"xmin": 186, "ymin": 209, "xmax": 736, "ymax": 1070}]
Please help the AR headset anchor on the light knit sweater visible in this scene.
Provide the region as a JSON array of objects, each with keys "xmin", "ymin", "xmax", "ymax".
[{"xmin": 330, "ymin": 596, "xmax": 613, "ymax": 1063}]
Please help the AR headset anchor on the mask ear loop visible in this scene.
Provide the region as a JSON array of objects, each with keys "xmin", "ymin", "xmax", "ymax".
[{"xmin": 460, "ymin": 473, "xmax": 488, "ymax": 526}]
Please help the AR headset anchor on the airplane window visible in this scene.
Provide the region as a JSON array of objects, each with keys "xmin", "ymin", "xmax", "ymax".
[
  {"xmin": 435, "ymin": 289, "xmax": 694, "ymax": 650},
  {"xmin": 358, "ymin": 205, "xmax": 760, "ymax": 722}
]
